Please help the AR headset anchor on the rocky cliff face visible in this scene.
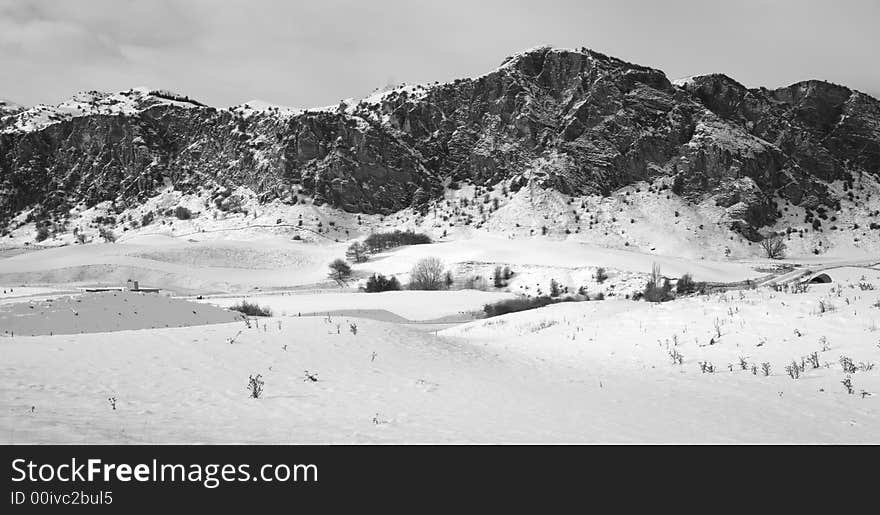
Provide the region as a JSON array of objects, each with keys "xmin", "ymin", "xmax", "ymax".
[{"xmin": 1, "ymin": 47, "xmax": 878, "ymax": 239}]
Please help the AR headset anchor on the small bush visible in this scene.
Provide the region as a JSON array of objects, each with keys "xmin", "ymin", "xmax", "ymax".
[
  {"xmin": 841, "ymin": 375, "xmax": 854, "ymax": 395},
  {"xmin": 98, "ymin": 227, "xmax": 116, "ymax": 243},
  {"xmin": 549, "ymin": 279, "xmax": 561, "ymax": 297},
  {"xmin": 463, "ymin": 275, "xmax": 489, "ymax": 291},
  {"xmin": 35, "ymin": 225, "xmax": 50, "ymax": 242},
  {"xmin": 444, "ymin": 271, "xmax": 455, "ymax": 289},
  {"xmin": 595, "ymin": 267, "xmax": 608, "ymax": 283},
  {"xmin": 174, "ymin": 206, "xmax": 193, "ymax": 220},
  {"xmin": 247, "ymin": 374, "xmax": 264, "ymax": 399},
  {"xmin": 676, "ymin": 273, "xmax": 695, "ymax": 294},
  {"xmin": 141, "ymin": 211, "xmax": 155, "ymax": 226},
  {"xmin": 817, "ymin": 299, "xmax": 836, "ymax": 314},
  {"xmin": 230, "ymin": 300, "xmax": 273, "ymax": 317},
  {"xmin": 363, "ymin": 274, "xmax": 402, "ymax": 293},
  {"xmin": 643, "ymin": 264, "xmax": 673, "ymax": 302},
  {"xmin": 675, "ymin": 273, "xmax": 707, "ymax": 295}
]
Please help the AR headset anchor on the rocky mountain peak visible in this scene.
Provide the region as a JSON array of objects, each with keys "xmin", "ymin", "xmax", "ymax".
[{"xmin": 1, "ymin": 46, "xmax": 878, "ymax": 242}]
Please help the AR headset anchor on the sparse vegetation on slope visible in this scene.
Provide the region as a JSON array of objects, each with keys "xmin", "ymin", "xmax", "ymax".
[{"xmin": 363, "ymin": 230, "xmax": 431, "ymax": 253}]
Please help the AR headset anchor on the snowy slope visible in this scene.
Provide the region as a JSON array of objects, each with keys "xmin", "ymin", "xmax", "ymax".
[{"xmin": 2, "ymin": 279, "xmax": 877, "ymax": 443}]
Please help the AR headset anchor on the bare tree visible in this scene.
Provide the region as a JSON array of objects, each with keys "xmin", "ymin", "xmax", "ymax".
[
  {"xmin": 409, "ymin": 257, "xmax": 447, "ymax": 290},
  {"xmin": 760, "ymin": 233, "xmax": 787, "ymax": 259}
]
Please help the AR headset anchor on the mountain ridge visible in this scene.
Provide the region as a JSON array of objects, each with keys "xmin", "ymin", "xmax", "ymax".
[{"xmin": 1, "ymin": 46, "xmax": 878, "ymax": 242}]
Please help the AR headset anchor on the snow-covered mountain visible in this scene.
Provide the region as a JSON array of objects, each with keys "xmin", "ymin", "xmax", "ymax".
[
  {"xmin": 0, "ymin": 98, "xmax": 25, "ymax": 129},
  {"xmin": 0, "ymin": 88, "xmax": 204, "ymax": 134},
  {"xmin": 1, "ymin": 46, "xmax": 878, "ymax": 243}
]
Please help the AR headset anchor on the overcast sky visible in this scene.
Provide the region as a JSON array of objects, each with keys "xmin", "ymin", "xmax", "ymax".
[{"xmin": 1, "ymin": 0, "xmax": 878, "ymax": 107}]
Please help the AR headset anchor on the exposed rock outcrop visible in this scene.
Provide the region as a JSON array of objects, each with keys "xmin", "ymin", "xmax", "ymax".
[{"xmin": 1, "ymin": 47, "xmax": 878, "ymax": 239}]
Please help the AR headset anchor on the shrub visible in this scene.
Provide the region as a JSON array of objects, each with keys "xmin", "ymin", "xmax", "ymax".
[
  {"xmin": 595, "ymin": 267, "xmax": 608, "ymax": 283},
  {"xmin": 174, "ymin": 206, "xmax": 192, "ymax": 220},
  {"xmin": 643, "ymin": 264, "xmax": 674, "ymax": 302},
  {"xmin": 328, "ymin": 258, "xmax": 353, "ymax": 283},
  {"xmin": 230, "ymin": 300, "xmax": 273, "ymax": 317},
  {"xmin": 364, "ymin": 274, "xmax": 401, "ymax": 293},
  {"xmin": 549, "ymin": 279, "xmax": 561, "ymax": 297},
  {"xmin": 463, "ymin": 275, "xmax": 489, "ymax": 291},
  {"xmin": 141, "ymin": 211, "xmax": 155, "ymax": 226},
  {"xmin": 444, "ymin": 270, "xmax": 455, "ymax": 289},
  {"xmin": 98, "ymin": 226, "xmax": 116, "ymax": 243},
  {"xmin": 676, "ymin": 273, "xmax": 695, "ymax": 294},
  {"xmin": 35, "ymin": 225, "xmax": 50, "ymax": 242},
  {"xmin": 409, "ymin": 257, "xmax": 447, "ymax": 290},
  {"xmin": 675, "ymin": 273, "xmax": 706, "ymax": 294},
  {"xmin": 841, "ymin": 375, "xmax": 854, "ymax": 395},
  {"xmin": 247, "ymin": 374, "xmax": 264, "ymax": 399},
  {"xmin": 817, "ymin": 299, "xmax": 836, "ymax": 314},
  {"xmin": 760, "ymin": 233, "xmax": 787, "ymax": 259}
]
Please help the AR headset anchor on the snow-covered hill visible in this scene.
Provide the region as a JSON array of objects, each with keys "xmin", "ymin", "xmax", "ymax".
[
  {"xmin": 2, "ymin": 266, "xmax": 877, "ymax": 443},
  {"xmin": 1, "ymin": 88, "xmax": 204, "ymax": 134}
]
